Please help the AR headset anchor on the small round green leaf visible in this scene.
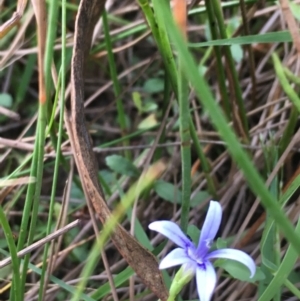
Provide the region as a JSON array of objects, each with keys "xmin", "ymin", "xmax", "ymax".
[
  {"xmin": 215, "ymin": 259, "xmax": 265, "ymax": 283},
  {"xmin": 105, "ymin": 155, "xmax": 140, "ymax": 177},
  {"xmin": 0, "ymin": 93, "xmax": 13, "ymax": 108}
]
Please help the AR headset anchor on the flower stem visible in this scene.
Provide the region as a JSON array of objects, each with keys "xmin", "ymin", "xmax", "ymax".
[{"xmin": 167, "ymin": 266, "xmax": 194, "ymax": 301}]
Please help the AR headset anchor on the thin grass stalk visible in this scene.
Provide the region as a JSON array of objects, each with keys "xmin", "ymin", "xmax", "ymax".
[
  {"xmin": 0, "ymin": 206, "xmax": 21, "ymax": 301},
  {"xmin": 189, "ymin": 120, "xmax": 217, "ymax": 197},
  {"xmin": 17, "ymin": 102, "xmax": 48, "ymax": 298},
  {"xmin": 154, "ymin": 75, "xmax": 171, "ymax": 161},
  {"xmin": 284, "ymin": 279, "xmax": 300, "ymax": 299},
  {"xmin": 272, "ymin": 53, "xmax": 300, "ymax": 154},
  {"xmin": 204, "ymin": 0, "xmax": 231, "ymax": 118},
  {"xmin": 272, "ymin": 53, "xmax": 300, "ymax": 112},
  {"xmin": 158, "ymin": 0, "xmax": 300, "ymax": 255},
  {"xmin": 18, "ymin": 0, "xmax": 49, "ymax": 297},
  {"xmin": 279, "ymin": 108, "xmax": 298, "ymax": 153},
  {"xmin": 44, "ymin": 0, "xmax": 59, "ymax": 99},
  {"xmin": 48, "ymin": 75, "xmax": 61, "ymax": 130},
  {"xmin": 211, "ymin": 0, "xmax": 249, "ymax": 139},
  {"xmin": 14, "ymin": 69, "xmax": 42, "ymax": 301},
  {"xmin": 274, "ymin": 228, "xmax": 281, "ymax": 301},
  {"xmin": 284, "ymin": 66, "xmax": 300, "ymax": 84},
  {"xmin": 171, "ymin": 0, "xmax": 191, "ymax": 231},
  {"xmin": 15, "ymin": 54, "xmax": 36, "ymax": 105},
  {"xmin": 100, "ymin": 126, "xmax": 158, "ymax": 147},
  {"xmin": 137, "ymin": 0, "xmax": 178, "ymax": 91},
  {"xmin": 45, "ymin": 71, "xmax": 73, "ymax": 186},
  {"xmin": 43, "ymin": 0, "xmax": 61, "ymax": 154},
  {"xmin": 13, "ymin": 111, "xmax": 40, "ymax": 297},
  {"xmin": 38, "ymin": 4, "xmax": 66, "ymax": 300},
  {"xmin": 239, "ymin": 0, "xmax": 257, "ymax": 107},
  {"xmin": 102, "ymin": 9, "xmax": 130, "ymax": 159},
  {"xmin": 15, "ymin": 156, "xmax": 37, "ymax": 251},
  {"xmin": 178, "ymin": 57, "xmax": 191, "ymax": 232},
  {"xmin": 4, "ymin": 186, "xmax": 26, "ymax": 214},
  {"xmin": 189, "ymin": 46, "xmax": 217, "ymax": 199},
  {"xmin": 21, "ymin": 101, "xmax": 48, "ymax": 291},
  {"xmin": 271, "ymin": 169, "xmax": 281, "ymax": 301}
]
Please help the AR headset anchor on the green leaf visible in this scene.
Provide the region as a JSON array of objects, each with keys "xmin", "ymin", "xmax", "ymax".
[
  {"xmin": 230, "ymin": 44, "xmax": 243, "ymax": 63},
  {"xmin": 154, "ymin": 180, "xmax": 181, "ymax": 204},
  {"xmin": 0, "ymin": 93, "xmax": 13, "ymax": 107},
  {"xmin": 105, "ymin": 155, "xmax": 140, "ymax": 177},
  {"xmin": 215, "ymin": 259, "xmax": 265, "ymax": 282},
  {"xmin": 154, "ymin": 180, "xmax": 209, "ymax": 208},
  {"xmin": 99, "ymin": 169, "xmax": 116, "ymax": 186},
  {"xmin": 132, "ymin": 91, "xmax": 143, "ymax": 113},
  {"xmin": 132, "ymin": 92, "xmax": 158, "ymax": 114},
  {"xmin": 290, "ymin": 1, "xmax": 300, "ymax": 21},
  {"xmin": 216, "ymin": 237, "xmax": 227, "ymax": 249},
  {"xmin": 70, "ymin": 181, "xmax": 84, "ymax": 200},
  {"xmin": 187, "ymin": 224, "xmax": 200, "ymax": 244},
  {"xmin": 199, "ymin": 65, "xmax": 208, "ymax": 76},
  {"xmin": 143, "ymin": 78, "xmax": 164, "ymax": 93},
  {"xmin": 143, "ymin": 100, "xmax": 158, "ymax": 112},
  {"xmin": 190, "ymin": 191, "xmax": 210, "ymax": 207},
  {"xmin": 226, "ymin": 17, "xmax": 243, "ymax": 63},
  {"xmin": 138, "ymin": 113, "xmax": 158, "ymax": 129}
]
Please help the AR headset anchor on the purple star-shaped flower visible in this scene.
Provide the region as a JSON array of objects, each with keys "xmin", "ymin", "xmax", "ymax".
[{"xmin": 149, "ymin": 201, "xmax": 256, "ymax": 301}]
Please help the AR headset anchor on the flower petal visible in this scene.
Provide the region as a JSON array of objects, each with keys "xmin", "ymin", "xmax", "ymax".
[
  {"xmin": 149, "ymin": 221, "xmax": 193, "ymax": 248},
  {"xmin": 206, "ymin": 248, "xmax": 256, "ymax": 277},
  {"xmin": 197, "ymin": 201, "xmax": 222, "ymax": 254},
  {"xmin": 196, "ymin": 261, "xmax": 217, "ymax": 301},
  {"xmin": 159, "ymin": 248, "xmax": 194, "ymax": 269}
]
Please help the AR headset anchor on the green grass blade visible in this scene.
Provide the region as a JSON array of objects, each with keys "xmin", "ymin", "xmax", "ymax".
[
  {"xmin": 0, "ymin": 206, "xmax": 21, "ymax": 301},
  {"xmin": 210, "ymin": 0, "xmax": 248, "ymax": 137},
  {"xmin": 272, "ymin": 53, "xmax": 300, "ymax": 113},
  {"xmin": 177, "ymin": 57, "xmax": 191, "ymax": 232},
  {"xmin": 102, "ymin": 9, "xmax": 130, "ymax": 159},
  {"xmin": 189, "ymin": 31, "xmax": 293, "ymax": 47},
  {"xmin": 38, "ymin": 1, "xmax": 67, "ymax": 299},
  {"xmin": 204, "ymin": 0, "xmax": 231, "ymax": 118}
]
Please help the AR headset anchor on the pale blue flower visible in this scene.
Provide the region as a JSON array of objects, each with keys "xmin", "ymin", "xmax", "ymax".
[{"xmin": 149, "ymin": 201, "xmax": 256, "ymax": 301}]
